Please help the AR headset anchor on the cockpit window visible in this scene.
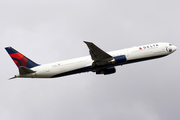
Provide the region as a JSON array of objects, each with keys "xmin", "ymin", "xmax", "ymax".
[{"xmin": 169, "ymin": 44, "xmax": 172, "ymax": 46}]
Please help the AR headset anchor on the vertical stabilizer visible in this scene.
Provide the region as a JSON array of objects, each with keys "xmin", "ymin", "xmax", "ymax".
[{"xmin": 5, "ymin": 47, "xmax": 39, "ymax": 69}]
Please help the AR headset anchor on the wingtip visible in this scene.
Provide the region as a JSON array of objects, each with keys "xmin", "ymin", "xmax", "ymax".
[{"xmin": 84, "ymin": 41, "xmax": 93, "ymax": 44}]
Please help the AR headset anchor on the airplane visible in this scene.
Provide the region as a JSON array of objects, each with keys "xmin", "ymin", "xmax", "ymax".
[{"xmin": 5, "ymin": 41, "xmax": 177, "ymax": 79}]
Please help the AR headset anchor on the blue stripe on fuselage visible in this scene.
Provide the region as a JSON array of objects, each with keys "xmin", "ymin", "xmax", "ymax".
[{"xmin": 51, "ymin": 66, "xmax": 92, "ymax": 78}]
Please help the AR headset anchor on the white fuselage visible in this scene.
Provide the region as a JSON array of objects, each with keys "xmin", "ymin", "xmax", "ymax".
[{"xmin": 16, "ymin": 42, "xmax": 177, "ymax": 78}]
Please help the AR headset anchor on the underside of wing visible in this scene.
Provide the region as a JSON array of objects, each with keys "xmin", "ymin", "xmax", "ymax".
[
  {"xmin": 84, "ymin": 41, "xmax": 113, "ymax": 61},
  {"xmin": 84, "ymin": 41, "xmax": 114, "ymax": 67}
]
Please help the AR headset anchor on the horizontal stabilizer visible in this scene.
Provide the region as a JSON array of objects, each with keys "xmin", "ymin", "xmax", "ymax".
[
  {"xmin": 19, "ymin": 66, "xmax": 36, "ymax": 75},
  {"xmin": 8, "ymin": 76, "xmax": 16, "ymax": 80}
]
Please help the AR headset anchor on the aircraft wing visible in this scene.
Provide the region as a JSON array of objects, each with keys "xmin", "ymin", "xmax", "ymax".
[{"xmin": 84, "ymin": 41, "xmax": 114, "ymax": 67}]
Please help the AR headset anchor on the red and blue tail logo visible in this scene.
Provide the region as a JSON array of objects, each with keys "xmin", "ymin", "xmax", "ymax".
[{"xmin": 5, "ymin": 47, "xmax": 39, "ymax": 69}]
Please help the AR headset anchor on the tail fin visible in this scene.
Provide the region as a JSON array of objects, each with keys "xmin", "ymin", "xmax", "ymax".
[{"xmin": 5, "ymin": 47, "xmax": 39, "ymax": 69}]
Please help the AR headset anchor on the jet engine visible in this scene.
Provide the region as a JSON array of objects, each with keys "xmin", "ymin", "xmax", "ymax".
[
  {"xmin": 96, "ymin": 67, "xmax": 116, "ymax": 75},
  {"xmin": 114, "ymin": 55, "xmax": 127, "ymax": 64},
  {"xmin": 93, "ymin": 55, "xmax": 127, "ymax": 67}
]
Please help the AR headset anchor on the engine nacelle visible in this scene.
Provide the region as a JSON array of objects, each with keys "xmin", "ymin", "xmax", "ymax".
[
  {"xmin": 96, "ymin": 67, "xmax": 116, "ymax": 75},
  {"xmin": 92, "ymin": 55, "xmax": 127, "ymax": 67},
  {"xmin": 114, "ymin": 55, "xmax": 127, "ymax": 65}
]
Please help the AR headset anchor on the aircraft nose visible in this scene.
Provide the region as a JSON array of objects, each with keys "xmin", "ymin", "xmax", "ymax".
[
  {"xmin": 172, "ymin": 45, "xmax": 177, "ymax": 52},
  {"xmin": 166, "ymin": 45, "xmax": 177, "ymax": 53}
]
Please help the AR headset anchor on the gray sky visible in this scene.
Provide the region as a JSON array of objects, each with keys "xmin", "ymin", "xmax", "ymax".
[{"xmin": 0, "ymin": 0, "xmax": 180, "ymax": 120}]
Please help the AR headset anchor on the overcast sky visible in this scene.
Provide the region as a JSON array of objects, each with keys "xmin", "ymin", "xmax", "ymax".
[{"xmin": 0, "ymin": 0, "xmax": 180, "ymax": 120}]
